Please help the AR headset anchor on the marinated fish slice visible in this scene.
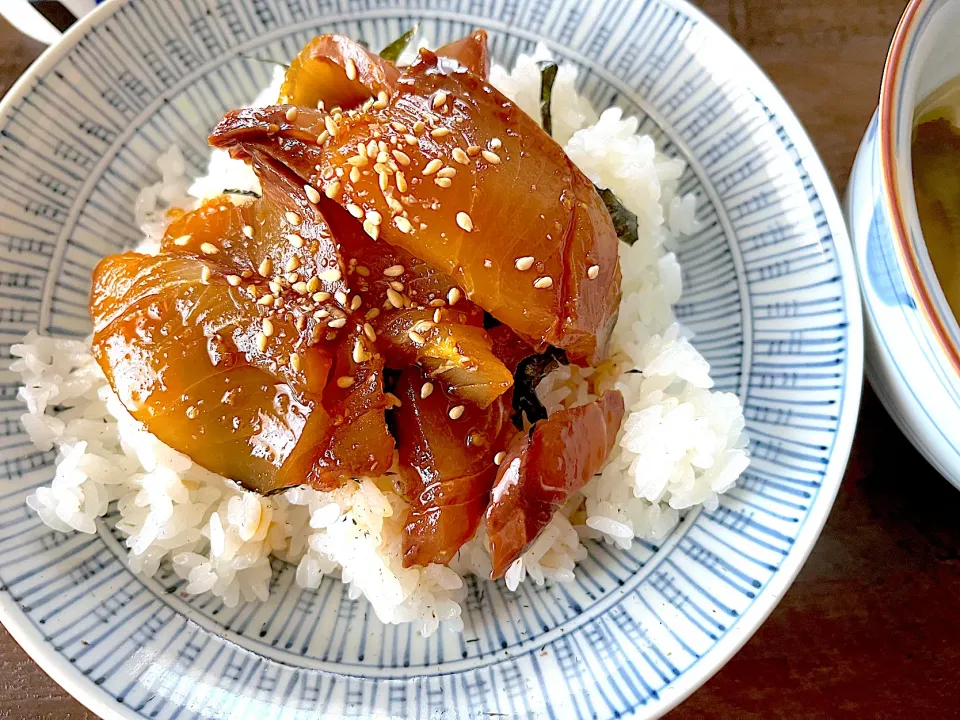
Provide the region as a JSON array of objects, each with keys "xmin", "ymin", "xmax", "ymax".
[
  {"xmin": 162, "ymin": 155, "xmax": 348, "ymax": 297},
  {"xmin": 392, "ymin": 367, "xmax": 508, "ymax": 566},
  {"xmin": 485, "ymin": 389, "xmax": 625, "ymax": 577},
  {"xmin": 209, "ymin": 50, "xmax": 621, "ymax": 365},
  {"xmin": 435, "ymin": 29, "xmax": 491, "ymax": 78},
  {"xmin": 279, "ymin": 34, "xmax": 401, "ymax": 110}
]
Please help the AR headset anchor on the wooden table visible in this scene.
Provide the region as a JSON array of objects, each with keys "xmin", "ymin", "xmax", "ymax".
[{"xmin": 3, "ymin": 1, "xmax": 959, "ymax": 717}]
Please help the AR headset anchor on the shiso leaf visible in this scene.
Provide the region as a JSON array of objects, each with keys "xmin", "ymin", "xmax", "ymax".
[
  {"xmin": 537, "ymin": 60, "xmax": 559, "ymax": 136},
  {"xmin": 511, "ymin": 346, "xmax": 567, "ymax": 429},
  {"xmin": 380, "ymin": 24, "xmax": 419, "ymax": 63},
  {"xmin": 597, "ymin": 187, "xmax": 639, "ymax": 246},
  {"xmin": 223, "ymin": 188, "xmax": 262, "ymax": 199}
]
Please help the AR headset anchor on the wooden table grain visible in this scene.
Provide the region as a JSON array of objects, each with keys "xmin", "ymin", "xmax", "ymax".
[{"xmin": 3, "ymin": 1, "xmax": 959, "ymax": 718}]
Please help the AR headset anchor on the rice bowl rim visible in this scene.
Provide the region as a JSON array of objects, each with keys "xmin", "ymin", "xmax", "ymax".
[{"xmin": 0, "ymin": 0, "xmax": 864, "ymax": 718}]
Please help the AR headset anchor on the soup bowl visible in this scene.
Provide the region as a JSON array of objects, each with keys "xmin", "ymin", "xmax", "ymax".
[{"xmin": 847, "ymin": 0, "xmax": 960, "ymax": 488}]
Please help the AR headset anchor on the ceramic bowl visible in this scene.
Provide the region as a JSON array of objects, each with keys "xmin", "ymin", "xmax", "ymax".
[
  {"xmin": 0, "ymin": 0, "xmax": 862, "ymax": 717},
  {"xmin": 847, "ymin": 0, "xmax": 960, "ymax": 488}
]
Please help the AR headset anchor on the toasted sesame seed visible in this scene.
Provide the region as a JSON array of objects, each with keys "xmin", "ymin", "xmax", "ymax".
[
  {"xmin": 363, "ymin": 219, "xmax": 380, "ymax": 240},
  {"xmin": 456, "ymin": 212, "xmax": 474, "ymax": 232},
  {"xmin": 389, "ymin": 281, "xmax": 405, "ymax": 292},
  {"xmin": 324, "ymin": 180, "xmax": 342, "ymax": 199},
  {"xmin": 432, "ymin": 91, "xmax": 448, "ymax": 109},
  {"xmin": 200, "ymin": 242, "xmax": 219, "ymax": 255},
  {"xmin": 324, "ymin": 115, "xmax": 339, "ymax": 137},
  {"xmin": 391, "ymin": 150, "xmax": 410, "ymax": 166},
  {"xmin": 383, "ymin": 264, "xmax": 405, "ymax": 277},
  {"xmin": 363, "ymin": 323, "xmax": 377, "ymax": 341},
  {"xmin": 257, "ymin": 294, "xmax": 274, "ymax": 306},
  {"xmin": 350, "ymin": 166, "xmax": 362, "ymax": 184},
  {"xmin": 293, "ymin": 281, "xmax": 308, "ymax": 294},
  {"xmin": 256, "ymin": 332, "xmax": 268, "ymax": 352},
  {"xmin": 258, "ymin": 258, "xmax": 273, "ymax": 276},
  {"xmin": 394, "ymin": 216, "xmax": 413, "ymax": 234},
  {"xmin": 366, "ymin": 139, "xmax": 378, "ymax": 157},
  {"xmin": 467, "ymin": 145, "xmax": 482, "ymax": 156},
  {"xmin": 447, "ymin": 287, "xmax": 462, "ymax": 306},
  {"xmin": 494, "ymin": 451, "xmax": 506, "ymax": 466},
  {"xmin": 313, "ymin": 291, "xmax": 332, "ymax": 302},
  {"xmin": 200, "ymin": 265, "xmax": 212, "ymax": 283},
  {"xmin": 337, "ymin": 375, "xmax": 355, "ymax": 388},
  {"xmin": 481, "ymin": 150, "xmax": 501, "ymax": 164},
  {"xmin": 317, "ymin": 130, "xmax": 330, "ymax": 144},
  {"xmin": 433, "ymin": 308, "xmax": 442, "ymax": 323},
  {"xmin": 306, "ymin": 276, "xmax": 321, "ymax": 293},
  {"xmin": 365, "ymin": 307, "xmax": 380, "ymax": 320},
  {"xmin": 437, "ymin": 167, "xmax": 456, "ymax": 178},
  {"xmin": 335, "ymin": 290, "xmax": 348, "ymax": 306},
  {"xmin": 396, "ymin": 171, "xmax": 408, "ymax": 193},
  {"xmin": 533, "ymin": 276, "xmax": 554, "ymax": 289},
  {"xmin": 226, "ymin": 274, "xmax": 242, "ymax": 286},
  {"xmin": 241, "ymin": 269, "xmax": 253, "ymax": 279},
  {"xmin": 286, "ymin": 256, "xmax": 301, "ymax": 272},
  {"xmin": 386, "ymin": 288, "xmax": 404, "ymax": 308},
  {"xmin": 448, "ymin": 404, "xmax": 465, "ymax": 420},
  {"xmin": 374, "ymin": 90, "xmax": 389, "ymax": 109},
  {"xmin": 267, "ymin": 123, "xmax": 280, "ymax": 134},
  {"xmin": 262, "ymin": 318, "xmax": 275, "ymax": 337},
  {"xmin": 378, "ymin": 171, "xmax": 389, "ymax": 192},
  {"xmin": 404, "ymin": 134, "xmax": 417, "ymax": 146},
  {"xmin": 409, "ymin": 121, "xmax": 424, "ymax": 136},
  {"xmin": 345, "ymin": 204, "xmax": 363, "ymax": 219},
  {"xmin": 422, "ymin": 158, "xmax": 443, "ymax": 176},
  {"xmin": 285, "ymin": 106, "xmax": 299, "ymax": 122},
  {"xmin": 515, "ymin": 256, "xmax": 535, "ymax": 271},
  {"xmin": 408, "ymin": 330, "xmax": 425, "ymax": 344},
  {"xmin": 366, "ymin": 210, "xmax": 382, "ymax": 226},
  {"xmin": 390, "ymin": 121, "xmax": 409, "ymax": 133},
  {"xmin": 285, "ymin": 233, "xmax": 305, "ymax": 248},
  {"xmin": 319, "ymin": 268, "xmax": 342, "ymax": 282},
  {"xmin": 285, "ymin": 272, "xmax": 299, "ymax": 284},
  {"xmin": 344, "ymin": 57, "xmax": 357, "ymax": 81},
  {"xmin": 386, "ymin": 195, "xmax": 404, "ymax": 213},
  {"xmin": 303, "ymin": 184, "xmax": 321, "ymax": 204},
  {"xmin": 428, "ymin": 298, "xmax": 447, "ymax": 307},
  {"xmin": 285, "ymin": 211, "xmax": 302, "ymax": 226},
  {"xmin": 355, "ymin": 264, "xmax": 370, "ymax": 277},
  {"xmin": 290, "ymin": 352, "xmax": 302, "ymax": 371},
  {"xmin": 434, "ymin": 177, "xmax": 452, "ymax": 188},
  {"xmin": 430, "ymin": 127, "xmax": 451, "ymax": 138},
  {"xmin": 242, "ymin": 225, "xmax": 254, "ymax": 238},
  {"xmin": 269, "ymin": 280, "xmax": 283, "ymax": 295},
  {"xmin": 347, "ymin": 154, "xmax": 368, "ymax": 167},
  {"xmin": 328, "ymin": 317, "xmax": 347, "ymax": 329},
  {"xmin": 350, "ymin": 295, "xmax": 362, "ymax": 311},
  {"xmin": 452, "ymin": 148, "xmax": 469, "ymax": 164},
  {"xmin": 412, "ymin": 319, "xmax": 434, "ymax": 333}
]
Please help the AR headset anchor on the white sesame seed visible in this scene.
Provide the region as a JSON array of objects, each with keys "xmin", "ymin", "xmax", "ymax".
[
  {"xmin": 533, "ymin": 275, "xmax": 554, "ymax": 289},
  {"xmin": 363, "ymin": 323, "xmax": 377, "ymax": 341},
  {"xmin": 334, "ymin": 291, "xmax": 348, "ymax": 307},
  {"xmin": 422, "ymin": 158, "xmax": 443, "ymax": 176},
  {"xmin": 319, "ymin": 268, "xmax": 342, "ymax": 282},
  {"xmin": 391, "ymin": 150, "xmax": 410, "ymax": 166},
  {"xmin": 285, "ymin": 233, "xmax": 304, "ymax": 248},
  {"xmin": 267, "ymin": 123, "xmax": 280, "ymax": 135},
  {"xmin": 350, "ymin": 295, "xmax": 362, "ymax": 311},
  {"xmin": 285, "ymin": 272, "xmax": 299, "ymax": 284},
  {"xmin": 413, "ymin": 121, "xmax": 426, "ymax": 134},
  {"xmin": 481, "ymin": 150, "xmax": 501, "ymax": 164},
  {"xmin": 313, "ymin": 291, "xmax": 332, "ymax": 302},
  {"xmin": 347, "ymin": 154, "xmax": 368, "ymax": 167},
  {"xmin": 420, "ymin": 382, "xmax": 434, "ymax": 399},
  {"xmin": 328, "ymin": 317, "xmax": 347, "ymax": 329},
  {"xmin": 452, "ymin": 147, "xmax": 469, "ymax": 164},
  {"xmin": 433, "ymin": 308, "xmax": 442, "ymax": 323},
  {"xmin": 447, "ymin": 287, "xmax": 462, "ymax": 306},
  {"xmin": 448, "ymin": 404, "xmax": 465, "ymax": 420},
  {"xmin": 432, "ymin": 92, "xmax": 448, "ymax": 109},
  {"xmin": 304, "ymin": 184, "xmax": 321, "ymax": 203},
  {"xmin": 390, "ymin": 121, "xmax": 409, "ymax": 133},
  {"xmin": 200, "ymin": 242, "xmax": 219, "ymax": 255},
  {"xmin": 365, "ymin": 307, "xmax": 380, "ymax": 320},
  {"xmin": 285, "ymin": 106, "xmax": 299, "ymax": 122},
  {"xmin": 317, "ymin": 130, "xmax": 330, "ymax": 145},
  {"xmin": 258, "ymin": 258, "xmax": 272, "ymax": 276},
  {"xmin": 515, "ymin": 256, "xmax": 535, "ymax": 271},
  {"xmin": 466, "ymin": 145, "xmax": 481, "ymax": 156},
  {"xmin": 286, "ymin": 256, "xmax": 301, "ymax": 272},
  {"xmin": 404, "ymin": 134, "xmax": 417, "ymax": 145},
  {"xmin": 394, "ymin": 216, "xmax": 413, "ymax": 234},
  {"xmin": 346, "ymin": 203, "xmax": 363, "ymax": 218},
  {"xmin": 456, "ymin": 212, "xmax": 474, "ymax": 232},
  {"xmin": 344, "ymin": 57, "xmax": 357, "ymax": 81},
  {"xmin": 396, "ymin": 171, "xmax": 408, "ymax": 193},
  {"xmin": 434, "ymin": 177, "xmax": 452, "ymax": 188},
  {"xmin": 437, "ymin": 167, "xmax": 456, "ymax": 178},
  {"xmin": 262, "ymin": 318, "xmax": 275, "ymax": 337},
  {"xmin": 366, "ymin": 210, "xmax": 382, "ymax": 225},
  {"xmin": 383, "ymin": 264, "xmax": 405, "ymax": 277},
  {"xmin": 374, "ymin": 90, "xmax": 389, "ymax": 109},
  {"xmin": 256, "ymin": 332, "xmax": 268, "ymax": 352},
  {"xmin": 363, "ymin": 219, "xmax": 380, "ymax": 240},
  {"xmin": 226, "ymin": 274, "xmax": 242, "ymax": 286},
  {"xmin": 290, "ymin": 352, "xmax": 302, "ymax": 371},
  {"xmin": 408, "ymin": 330, "xmax": 425, "ymax": 344},
  {"xmin": 386, "ymin": 195, "xmax": 404, "ymax": 213},
  {"xmin": 350, "ymin": 166, "xmax": 362, "ymax": 184},
  {"xmin": 324, "ymin": 115, "xmax": 339, "ymax": 137},
  {"xmin": 337, "ymin": 375, "xmax": 355, "ymax": 388},
  {"xmin": 242, "ymin": 226, "xmax": 254, "ymax": 239},
  {"xmin": 412, "ymin": 319, "xmax": 434, "ymax": 333},
  {"xmin": 325, "ymin": 181, "xmax": 341, "ymax": 199},
  {"xmin": 494, "ymin": 451, "xmax": 506, "ymax": 466},
  {"xmin": 430, "ymin": 127, "xmax": 450, "ymax": 138},
  {"xmin": 200, "ymin": 265, "xmax": 212, "ymax": 283},
  {"xmin": 241, "ymin": 269, "xmax": 253, "ymax": 279},
  {"xmin": 285, "ymin": 211, "xmax": 302, "ymax": 226},
  {"xmin": 269, "ymin": 280, "xmax": 283, "ymax": 295},
  {"xmin": 386, "ymin": 288, "xmax": 404, "ymax": 308},
  {"xmin": 304, "ymin": 276, "xmax": 319, "ymax": 293},
  {"xmin": 292, "ymin": 281, "xmax": 308, "ymax": 294},
  {"xmin": 490, "ymin": 137, "xmax": 502, "ymax": 149},
  {"xmin": 587, "ymin": 264, "xmax": 600, "ymax": 279},
  {"xmin": 389, "ymin": 280, "xmax": 404, "ymax": 292},
  {"xmin": 173, "ymin": 234, "xmax": 191, "ymax": 246}
]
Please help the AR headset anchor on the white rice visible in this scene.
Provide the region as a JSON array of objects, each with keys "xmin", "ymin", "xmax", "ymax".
[{"xmin": 13, "ymin": 49, "xmax": 748, "ymax": 635}]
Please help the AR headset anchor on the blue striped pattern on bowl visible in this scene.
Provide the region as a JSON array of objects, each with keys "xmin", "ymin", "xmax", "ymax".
[{"xmin": 0, "ymin": 0, "xmax": 862, "ymax": 717}]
